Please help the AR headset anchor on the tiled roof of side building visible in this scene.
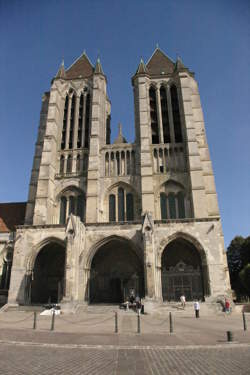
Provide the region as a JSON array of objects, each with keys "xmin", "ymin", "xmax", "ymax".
[
  {"xmin": 146, "ymin": 48, "xmax": 175, "ymax": 76},
  {"xmin": 0, "ymin": 202, "xmax": 26, "ymax": 232}
]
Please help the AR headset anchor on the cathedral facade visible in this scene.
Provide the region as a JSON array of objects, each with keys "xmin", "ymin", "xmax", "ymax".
[{"xmin": 7, "ymin": 48, "xmax": 231, "ymax": 310}]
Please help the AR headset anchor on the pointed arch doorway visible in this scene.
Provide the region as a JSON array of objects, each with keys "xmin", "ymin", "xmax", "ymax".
[
  {"xmin": 31, "ymin": 242, "xmax": 66, "ymax": 304},
  {"xmin": 89, "ymin": 238, "xmax": 144, "ymax": 303},
  {"xmin": 161, "ymin": 238, "xmax": 209, "ymax": 301}
]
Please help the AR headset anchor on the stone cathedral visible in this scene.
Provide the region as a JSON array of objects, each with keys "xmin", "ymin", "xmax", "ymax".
[{"xmin": 3, "ymin": 47, "xmax": 231, "ymax": 311}]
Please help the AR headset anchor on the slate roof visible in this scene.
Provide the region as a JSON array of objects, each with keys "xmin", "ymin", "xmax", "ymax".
[
  {"xmin": 65, "ymin": 52, "xmax": 94, "ymax": 79},
  {"xmin": 0, "ymin": 202, "xmax": 26, "ymax": 232},
  {"xmin": 146, "ymin": 48, "xmax": 175, "ymax": 76}
]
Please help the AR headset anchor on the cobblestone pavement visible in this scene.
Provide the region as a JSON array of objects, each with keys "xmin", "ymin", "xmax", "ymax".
[
  {"xmin": 0, "ymin": 310, "xmax": 249, "ymax": 374},
  {"xmin": 0, "ymin": 341, "xmax": 249, "ymax": 375}
]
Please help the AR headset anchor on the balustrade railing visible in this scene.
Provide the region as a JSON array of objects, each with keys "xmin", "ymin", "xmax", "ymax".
[
  {"xmin": 152, "ymin": 144, "xmax": 186, "ymax": 174},
  {"xmin": 102, "ymin": 145, "xmax": 136, "ymax": 177}
]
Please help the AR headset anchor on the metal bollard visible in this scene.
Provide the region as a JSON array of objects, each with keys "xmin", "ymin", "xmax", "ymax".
[
  {"xmin": 242, "ymin": 312, "xmax": 247, "ymax": 331},
  {"xmin": 227, "ymin": 331, "xmax": 233, "ymax": 342},
  {"xmin": 137, "ymin": 313, "xmax": 141, "ymax": 334},
  {"xmin": 115, "ymin": 312, "xmax": 118, "ymax": 333},
  {"xmin": 33, "ymin": 311, "xmax": 37, "ymax": 330},
  {"xmin": 50, "ymin": 309, "xmax": 55, "ymax": 331},
  {"xmin": 169, "ymin": 312, "xmax": 173, "ymax": 333}
]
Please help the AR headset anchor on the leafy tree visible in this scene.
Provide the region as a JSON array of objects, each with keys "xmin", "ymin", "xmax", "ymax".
[
  {"xmin": 239, "ymin": 264, "xmax": 250, "ymax": 295},
  {"xmin": 227, "ymin": 236, "xmax": 248, "ymax": 298}
]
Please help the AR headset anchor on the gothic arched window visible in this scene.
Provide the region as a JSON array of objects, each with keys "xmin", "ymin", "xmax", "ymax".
[
  {"xmin": 168, "ymin": 193, "xmax": 176, "ymax": 219},
  {"xmin": 160, "ymin": 86, "xmax": 170, "ymax": 143},
  {"xmin": 118, "ymin": 188, "xmax": 125, "ymax": 221},
  {"xmin": 109, "ymin": 194, "xmax": 116, "ymax": 222},
  {"xmin": 61, "ymin": 95, "xmax": 69, "ymax": 150},
  {"xmin": 59, "ymin": 188, "xmax": 85, "ymax": 224},
  {"xmin": 66, "ymin": 155, "xmax": 72, "ymax": 173},
  {"xmin": 77, "ymin": 94, "xmax": 84, "ymax": 148},
  {"xmin": 84, "ymin": 93, "xmax": 91, "ymax": 148},
  {"xmin": 60, "ymin": 155, "xmax": 64, "ymax": 174},
  {"xmin": 76, "ymin": 154, "xmax": 81, "ymax": 172},
  {"xmin": 59, "ymin": 197, "xmax": 67, "ymax": 224},
  {"xmin": 149, "ymin": 87, "xmax": 159, "ymax": 144},
  {"xmin": 126, "ymin": 193, "xmax": 134, "ymax": 221},
  {"xmin": 69, "ymin": 94, "xmax": 75, "ymax": 149},
  {"xmin": 160, "ymin": 193, "xmax": 167, "ymax": 219},
  {"xmin": 177, "ymin": 192, "xmax": 185, "ymax": 218},
  {"xmin": 170, "ymin": 85, "xmax": 183, "ymax": 143}
]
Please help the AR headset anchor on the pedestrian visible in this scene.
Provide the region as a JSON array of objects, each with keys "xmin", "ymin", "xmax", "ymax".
[
  {"xmin": 194, "ymin": 300, "xmax": 200, "ymax": 318},
  {"xmin": 135, "ymin": 295, "xmax": 141, "ymax": 315},
  {"xmin": 225, "ymin": 299, "xmax": 230, "ymax": 314},
  {"xmin": 180, "ymin": 295, "xmax": 186, "ymax": 309}
]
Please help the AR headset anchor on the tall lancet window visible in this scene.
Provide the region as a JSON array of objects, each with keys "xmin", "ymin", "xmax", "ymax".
[
  {"xmin": 160, "ymin": 86, "xmax": 170, "ymax": 143},
  {"xmin": 84, "ymin": 93, "xmax": 91, "ymax": 148},
  {"xmin": 69, "ymin": 94, "xmax": 75, "ymax": 149},
  {"xmin": 118, "ymin": 187, "xmax": 125, "ymax": 221},
  {"xmin": 149, "ymin": 87, "xmax": 159, "ymax": 144},
  {"xmin": 170, "ymin": 85, "xmax": 183, "ymax": 143},
  {"xmin": 77, "ymin": 94, "xmax": 84, "ymax": 148},
  {"xmin": 61, "ymin": 95, "xmax": 69, "ymax": 149}
]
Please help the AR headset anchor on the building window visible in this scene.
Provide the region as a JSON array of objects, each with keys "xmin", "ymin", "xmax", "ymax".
[
  {"xmin": 160, "ymin": 191, "xmax": 186, "ymax": 220},
  {"xmin": 77, "ymin": 94, "xmax": 84, "ymax": 148},
  {"xmin": 69, "ymin": 94, "xmax": 75, "ymax": 149},
  {"xmin": 118, "ymin": 187, "xmax": 125, "ymax": 221},
  {"xmin": 108, "ymin": 186, "xmax": 136, "ymax": 222},
  {"xmin": 59, "ymin": 197, "xmax": 67, "ymax": 224},
  {"xmin": 170, "ymin": 85, "xmax": 183, "ymax": 143},
  {"xmin": 160, "ymin": 193, "xmax": 167, "ymax": 219},
  {"xmin": 160, "ymin": 86, "xmax": 171, "ymax": 143},
  {"xmin": 76, "ymin": 154, "xmax": 81, "ymax": 172},
  {"xmin": 59, "ymin": 190, "xmax": 85, "ymax": 224},
  {"xmin": 126, "ymin": 193, "xmax": 134, "ymax": 221},
  {"xmin": 177, "ymin": 192, "xmax": 185, "ymax": 218},
  {"xmin": 66, "ymin": 155, "xmax": 72, "ymax": 173},
  {"xmin": 109, "ymin": 194, "xmax": 116, "ymax": 222},
  {"xmin": 149, "ymin": 87, "xmax": 159, "ymax": 144},
  {"xmin": 60, "ymin": 155, "xmax": 64, "ymax": 174},
  {"xmin": 61, "ymin": 95, "xmax": 68, "ymax": 150},
  {"xmin": 84, "ymin": 93, "xmax": 90, "ymax": 148}
]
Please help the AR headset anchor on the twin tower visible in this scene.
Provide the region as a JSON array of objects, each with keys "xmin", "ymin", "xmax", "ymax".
[{"xmin": 8, "ymin": 48, "xmax": 231, "ymax": 309}]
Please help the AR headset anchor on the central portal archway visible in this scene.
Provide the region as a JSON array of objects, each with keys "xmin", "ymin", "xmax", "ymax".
[
  {"xmin": 90, "ymin": 238, "xmax": 144, "ymax": 303},
  {"xmin": 161, "ymin": 238, "xmax": 207, "ymax": 301},
  {"xmin": 31, "ymin": 242, "xmax": 66, "ymax": 304}
]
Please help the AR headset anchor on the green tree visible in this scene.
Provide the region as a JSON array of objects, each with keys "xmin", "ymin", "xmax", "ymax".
[
  {"xmin": 227, "ymin": 236, "xmax": 246, "ymax": 297},
  {"xmin": 239, "ymin": 264, "xmax": 250, "ymax": 295}
]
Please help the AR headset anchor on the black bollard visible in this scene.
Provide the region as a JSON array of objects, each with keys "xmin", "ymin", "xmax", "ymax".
[
  {"xmin": 137, "ymin": 313, "xmax": 141, "ymax": 334},
  {"xmin": 169, "ymin": 312, "xmax": 173, "ymax": 333},
  {"xmin": 115, "ymin": 312, "xmax": 118, "ymax": 333},
  {"xmin": 33, "ymin": 311, "xmax": 37, "ymax": 330},
  {"xmin": 242, "ymin": 312, "xmax": 247, "ymax": 331},
  {"xmin": 50, "ymin": 309, "xmax": 55, "ymax": 331},
  {"xmin": 227, "ymin": 331, "xmax": 233, "ymax": 342}
]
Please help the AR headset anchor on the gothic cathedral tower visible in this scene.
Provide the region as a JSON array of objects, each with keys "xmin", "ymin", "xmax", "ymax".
[{"xmin": 8, "ymin": 48, "xmax": 231, "ymax": 310}]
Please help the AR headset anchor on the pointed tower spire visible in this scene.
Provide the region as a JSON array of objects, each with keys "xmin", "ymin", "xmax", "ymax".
[
  {"xmin": 55, "ymin": 59, "xmax": 66, "ymax": 79},
  {"xmin": 94, "ymin": 56, "xmax": 104, "ymax": 75},
  {"xmin": 135, "ymin": 58, "xmax": 149, "ymax": 76},
  {"xmin": 174, "ymin": 56, "xmax": 188, "ymax": 72},
  {"xmin": 114, "ymin": 123, "xmax": 127, "ymax": 144}
]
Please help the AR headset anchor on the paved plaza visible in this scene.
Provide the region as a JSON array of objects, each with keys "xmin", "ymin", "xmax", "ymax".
[{"xmin": 0, "ymin": 308, "xmax": 249, "ymax": 374}]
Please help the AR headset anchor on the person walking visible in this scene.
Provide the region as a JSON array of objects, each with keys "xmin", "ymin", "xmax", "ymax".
[
  {"xmin": 225, "ymin": 299, "xmax": 230, "ymax": 314},
  {"xmin": 180, "ymin": 295, "xmax": 186, "ymax": 309},
  {"xmin": 194, "ymin": 300, "xmax": 200, "ymax": 318}
]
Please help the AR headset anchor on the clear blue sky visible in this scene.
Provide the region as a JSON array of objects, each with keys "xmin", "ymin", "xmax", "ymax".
[{"xmin": 0, "ymin": 0, "xmax": 249, "ymax": 246}]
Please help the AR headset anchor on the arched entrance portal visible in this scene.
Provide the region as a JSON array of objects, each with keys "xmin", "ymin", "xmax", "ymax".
[
  {"xmin": 161, "ymin": 238, "xmax": 206, "ymax": 301},
  {"xmin": 90, "ymin": 239, "xmax": 144, "ymax": 303},
  {"xmin": 31, "ymin": 242, "xmax": 66, "ymax": 304}
]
